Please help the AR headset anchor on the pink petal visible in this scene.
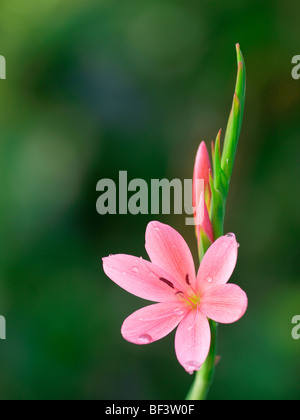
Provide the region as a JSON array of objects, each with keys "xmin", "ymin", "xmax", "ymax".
[
  {"xmin": 103, "ymin": 254, "xmax": 183, "ymax": 302},
  {"xmin": 200, "ymin": 284, "xmax": 248, "ymax": 324},
  {"xmin": 121, "ymin": 302, "xmax": 188, "ymax": 344},
  {"xmin": 194, "ymin": 192, "xmax": 214, "ymax": 243},
  {"xmin": 145, "ymin": 221, "xmax": 196, "ymax": 291},
  {"xmin": 197, "ymin": 233, "xmax": 239, "ymax": 293},
  {"xmin": 193, "ymin": 142, "xmax": 212, "ymax": 210},
  {"xmin": 175, "ymin": 309, "xmax": 211, "ymax": 374}
]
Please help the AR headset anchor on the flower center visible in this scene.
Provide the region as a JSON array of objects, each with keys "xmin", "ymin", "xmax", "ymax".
[
  {"xmin": 176, "ymin": 291, "xmax": 200, "ymax": 309},
  {"xmin": 186, "ymin": 294, "xmax": 201, "ymax": 309}
]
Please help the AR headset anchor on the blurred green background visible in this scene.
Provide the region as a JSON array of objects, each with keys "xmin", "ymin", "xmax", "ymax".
[{"xmin": 0, "ymin": 0, "xmax": 299, "ymax": 400}]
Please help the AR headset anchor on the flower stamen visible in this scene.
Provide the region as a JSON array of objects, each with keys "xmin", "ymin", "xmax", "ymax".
[{"xmin": 159, "ymin": 277, "xmax": 174, "ymax": 289}]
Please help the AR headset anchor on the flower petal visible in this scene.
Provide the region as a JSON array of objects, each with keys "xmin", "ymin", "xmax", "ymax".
[
  {"xmin": 197, "ymin": 233, "xmax": 239, "ymax": 293},
  {"xmin": 175, "ymin": 309, "xmax": 211, "ymax": 374},
  {"xmin": 193, "ymin": 141, "xmax": 212, "ymax": 211},
  {"xmin": 121, "ymin": 302, "xmax": 188, "ymax": 344},
  {"xmin": 194, "ymin": 191, "xmax": 214, "ymax": 243},
  {"xmin": 145, "ymin": 221, "xmax": 196, "ymax": 291},
  {"xmin": 200, "ymin": 284, "xmax": 248, "ymax": 324},
  {"xmin": 103, "ymin": 254, "xmax": 182, "ymax": 302}
]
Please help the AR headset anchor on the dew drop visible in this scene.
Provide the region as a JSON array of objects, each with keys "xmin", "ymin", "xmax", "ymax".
[
  {"xmin": 207, "ymin": 276, "xmax": 213, "ymax": 283},
  {"xmin": 137, "ymin": 334, "xmax": 152, "ymax": 344},
  {"xmin": 173, "ymin": 308, "xmax": 185, "ymax": 316},
  {"xmin": 237, "ymin": 243, "xmax": 241, "ymax": 248},
  {"xmin": 122, "ymin": 271, "xmax": 127, "ymax": 276},
  {"xmin": 109, "ymin": 254, "xmax": 114, "ymax": 257},
  {"xmin": 184, "ymin": 361, "xmax": 201, "ymax": 374},
  {"xmin": 131, "ymin": 266, "xmax": 139, "ymax": 273},
  {"xmin": 226, "ymin": 233, "xmax": 235, "ymax": 238}
]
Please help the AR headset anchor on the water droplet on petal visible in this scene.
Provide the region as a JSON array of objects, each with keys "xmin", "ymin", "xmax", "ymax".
[
  {"xmin": 122, "ymin": 271, "xmax": 127, "ymax": 276},
  {"xmin": 184, "ymin": 361, "xmax": 201, "ymax": 374},
  {"xmin": 226, "ymin": 233, "xmax": 235, "ymax": 238},
  {"xmin": 237, "ymin": 243, "xmax": 240, "ymax": 248},
  {"xmin": 131, "ymin": 266, "xmax": 139, "ymax": 273},
  {"xmin": 137, "ymin": 334, "xmax": 152, "ymax": 344},
  {"xmin": 173, "ymin": 308, "xmax": 185, "ymax": 316},
  {"xmin": 109, "ymin": 254, "xmax": 114, "ymax": 257},
  {"xmin": 207, "ymin": 276, "xmax": 213, "ymax": 283}
]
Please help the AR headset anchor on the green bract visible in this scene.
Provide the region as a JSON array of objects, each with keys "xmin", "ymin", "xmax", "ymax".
[{"xmin": 210, "ymin": 44, "xmax": 246, "ymax": 240}]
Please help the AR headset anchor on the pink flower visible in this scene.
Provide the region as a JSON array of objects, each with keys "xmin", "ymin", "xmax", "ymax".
[
  {"xmin": 102, "ymin": 221, "xmax": 248, "ymax": 374},
  {"xmin": 193, "ymin": 142, "xmax": 214, "ymax": 243}
]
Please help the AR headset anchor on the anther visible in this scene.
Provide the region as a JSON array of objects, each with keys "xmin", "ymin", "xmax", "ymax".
[
  {"xmin": 159, "ymin": 277, "xmax": 174, "ymax": 289},
  {"xmin": 185, "ymin": 274, "xmax": 191, "ymax": 285}
]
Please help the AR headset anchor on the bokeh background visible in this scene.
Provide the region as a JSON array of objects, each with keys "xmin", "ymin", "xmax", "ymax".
[{"xmin": 0, "ymin": 0, "xmax": 299, "ymax": 400}]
